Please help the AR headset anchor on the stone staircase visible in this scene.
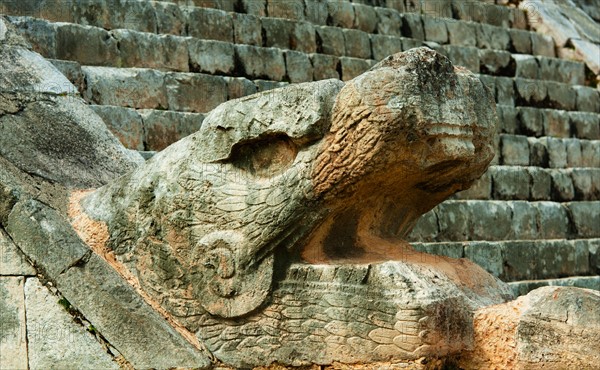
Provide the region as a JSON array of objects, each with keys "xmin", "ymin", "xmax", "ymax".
[{"xmin": 1, "ymin": 0, "xmax": 598, "ymax": 294}]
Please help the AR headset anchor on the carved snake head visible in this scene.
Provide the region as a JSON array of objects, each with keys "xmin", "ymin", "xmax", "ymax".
[{"xmin": 80, "ymin": 48, "xmax": 497, "ymax": 319}]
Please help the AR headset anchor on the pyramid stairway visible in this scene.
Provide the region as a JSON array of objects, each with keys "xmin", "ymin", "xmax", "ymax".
[{"xmin": 2, "ymin": 0, "xmax": 598, "ymax": 294}]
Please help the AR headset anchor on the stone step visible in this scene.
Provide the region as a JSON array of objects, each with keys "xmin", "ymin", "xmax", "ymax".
[
  {"xmin": 497, "ymin": 106, "xmax": 600, "ymax": 140},
  {"xmin": 408, "ymin": 200, "xmax": 600, "ymax": 242},
  {"xmin": 410, "ymin": 238, "xmax": 599, "ymax": 282},
  {"xmin": 7, "ymin": 12, "xmax": 589, "ymax": 87},
  {"xmin": 90, "ymin": 105, "xmax": 205, "ymax": 152},
  {"xmin": 499, "ymin": 135, "xmax": 600, "ymax": 168},
  {"xmin": 508, "ymin": 276, "xmax": 600, "ymax": 296},
  {"xmin": 454, "ymin": 166, "xmax": 600, "ymax": 202}
]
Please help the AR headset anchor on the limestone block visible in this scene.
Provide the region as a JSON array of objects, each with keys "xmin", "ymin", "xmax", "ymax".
[
  {"xmin": 400, "ymin": 13, "xmax": 424, "ymax": 40},
  {"xmin": 510, "ymin": 201, "xmax": 538, "ymax": 240},
  {"xmin": 225, "ymin": 76, "xmax": 257, "ymax": 100},
  {"xmin": 571, "ymin": 168, "xmax": 600, "ymax": 200},
  {"xmin": 327, "ymin": 0, "xmax": 354, "ymax": 28},
  {"xmin": 546, "ymin": 137, "xmax": 568, "ymax": 168},
  {"xmin": 443, "ymin": 45, "xmax": 479, "ymax": 73},
  {"xmin": 573, "ymin": 86, "xmax": 600, "ymax": 114},
  {"xmin": 285, "ymin": 50, "xmax": 313, "ymax": 83},
  {"xmin": 310, "ymin": 53, "xmax": 340, "ymax": 80},
  {"xmin": 550, "ymin": 169, "xmax": 575, "ymax": 201},
  {"xmin": 232, "ymin": 13, "xmax": 261, "ymax": 46},
  {"xmin": 476, "ymin": 24, "xmax": 510, "ymax": 51},
  {"xmin": 564, "ymin": 138, "xmax": 583, "ymax": 167},
  {"xmin": 527, "ymin": 167, "xmax": 552, "ymax": 201},
  {"xmin": 513, "ymin": 54, "xmax": 539, "ymax": 79},
  {"xmin": 111, "ymin": 30, "xmax": 188, "ymax": 71},
  {"xmin": 342, "ymin": 28, "xmax": 371, "ymax": 59},
  {"xmin": 478, "ymin": 75, "xmax": 496, "ymax": 103},
  {"xmin": 304, "ymin": 0, "xmax": 327, "ymax": 25},
  {"xmin": 56, "ymin": 23, "xmax": 120, "ymax": 66},
  {"xmin": 165, "ymin": 73, "xmax": 227, "ymax": 113},
  {"xmin": 423, "ymin": 16, "xmax": 448, "ymax": 44},
  {"xmin": 154, "ymin": 1, "xmax": 185, "ymax": 35},
  {"xmin": 469, "ymin": 201, "xmax": 513, "ymax": 241},
  {"xmin": 412, "ymin": 242, "xmax": 463, "ymax": 259},
  {"xmin": 531, "ymin": 33, "xmax": 555, "ymax": 57},
  {"xmin": 541, "ymin": 108, "xmax": 570, "ymax": 138},
  {"xmin": 538, "ymin": 57, "xmax": 585, "ymax": 85},
  {"xmin": 435, "ymin": 201, "xmax": 470, "ymax": 241},
  {"xmin": 464, "ymin": 286, "xmax": 600, "ymax": 368},
  {"xmin": 8, "ymin": 16, "xmax": 58, "ymax": 59},
  {"xmin": 235, "ymin": 45, "xmax": 285, "ymax": 81},
  {"xmin": 90, "ymin": 105, "xmax": 145, "ymax": 151},
  {"xmin": 446, "ymin": 20, "xmax": 476, "ymax": 48},
  {"xmin": 188, "ymin": 39, "xmax": 235, "ymax": 75},
  {"xmin": 25, "ymin": 278, "xmax": 118, "ymax": 370},
  {"xmin": 352, "ymin": 3, "xmax": 377, "ymax": 33},
  {"xmin": 240, "ymin": 0, "xmax": 266, "ymax": 17},
  {"xmin": 186, "ymin": 7, "xmax": 233, "ymax": 42},
  {"xmin": 509, "ymin": 276, "xmax": 600, "ymax": 296},
  {"xmin": 527, "ymin": 137, "xmax": 549, "ymax": 167},
  {"xmin": 479, "ymin": 49, "xmax": 513, "ymax": 76},
  {"xmin": 267, "ymin": 0, "xmax": 305, "ymax": 20},
  {"xmin": 454, "ymin": 170, "xmax": 492, "ymax": 200},
  {"xmin": 74, "ymin": 0, "xmax": 156, "ymax": 33},
  {"xmin": 515, "ymin": 78, "xmax": 547, "ymax": 106},
  {"xmin": 568, "ymin": 201, "xmax": 600, "ymax": 238},
  {"xmin": 496, "ymin": 105, "xmax": 518, "ymax": 134},
  {"xmin": 580, "ymin": 140, "xmax": 600, "ymax": 167},
  {"xmin": 508, "ymin": 29, "xmax": 532, "ymax": 54},
  {"xmin": 49, "ymin": 59, "xmax": 84, "ymax": 94},
  {"xmin": 422, "ymin": 0, "xmax": 452, "ymax": 18},
  {"xmin": 401, "ymin": 37, "xmax": 424, "ymax": 51},
  {"xmin": 371, "ymin": 35, "xmax": 403, "ymax": 61},
  {"xmin": 589, "ymin": 239, "xmax": 600, "ymax": 275},
  {"xmin": 495, "ymin": 76, "xmax": 515, "ymax": 106},
  {"xmin": 316, "ymin": 26, "xmax": 345, "ymax": 56},
  {"xmin": 261, "ymin": 17, "xmax": 292, "ymax": 49},
  {"xmin": 292, "ymin": 21, "xmax": 317, "ymax": 54},
  {"xmin": 140, "ymin": 110, "xmax": 205, "ymax": 152},
  {"xmin": 375, "ymin": 7, "xmax": 402, "ymax": 36},
  {"xmin": 0, "ymin": 276, "xmax": 27, "ymax": 369},
  {"xmin": 254, "ymin": 79, "xmax": 288, "ymax": 92},
  {"xmin": 546, "ymin": 81, "xmax": 576, "ymax": 111},
  {"xmin": 569, "ymin": 39, "xmax": 600, "ymax": 75},
  {"xmin": 492, "ymin": 166, "xmax": 529, "ymax": 200},
  {"xmin": 501, "ymin": 134, "xmax": 530, "ymax": 166},
  {"xmin": 517, "ymin": 107, "xmax": 544, "ymax": 137},
  {"xmin": 82, "ymin": 67, "xmax": 167, "ymax": 110},
  {"xmin": 464, "ymin": 242, "xmax": 503, "ymax": 277},
  {"xmin": 339, "ymin": 57, "xmax": 370, "ymax": 81},
  {"xmin": 535, "ymin": 201, "xmax": 569, "ymax": 239},
  {"xmin": 0, "ymin": 229, "xmax": 35, "ymax": 276}
]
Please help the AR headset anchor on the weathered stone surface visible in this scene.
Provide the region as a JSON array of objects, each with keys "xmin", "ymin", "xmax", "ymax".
[
  {"xmin": 82, "ymin": 66, "xmax": 167, "ymax": 110},
  {"xmin": 140, "ymin": 110, "xmax": 204, "ymax": 152},
  {"xmin": 568, "ymin": 201, "xmax": 600, "ymax": 238},
  {"xmin": 342, "ymin": 28, "xmax": 371, "ymax": 59},
  {"xmin": 423, "ymin": 16, "xmax": 448, "ymax": 44},
  {"xmin": 188, "ymin": 39, "xmax": 235, "ymax": 75},
  {"xmin": 261, "ymin": 17, "xmax": 292, "ymax": 49},
  {"xmin": 371, "ymin": 35, "xmax": 403, "ymax": 61},
  {"xmin": 573, "ymin": 86, "xmax": 600, "ymax": 113},
  {"xmin": 232, "ymin": 13, "xmax": 261, "ymax": 46},
  {"xmin": 535, "ymin": 201, "xmax": 569, "ymax": 239},
  {"xmin": 479, "ymin": 49, "xmax": 512, "ymax": 76},
  {"xmin": 571, "ymin": 111, "xmax": 600, "ymax": 140},
  {"xmin": 310, "ymin": 53, "xmax": 339, "ymax": 80},
  {"xmin": 235, "ymin": 44, "xmax": 286, "ymax": 81},
  {"xmin": 442, "ymin": 45, "xmax": 479, "ymax": 73},
  {"xmin": 464, "ymin": 242, "xmax": 503, "ymax": 277},
  {"xmin": 400, "ymin": 13, "xmax": 424, "ymax": 40},
  {"xmin": 1, "ymin": 223, "xmax": 35, "ymax": 276},
  {"xmin": 446, "ymin": 20, "xmax": 476, "ymax": 47},
  {"xmin": 292, "ymin": 21, "xmax": 317, "ymax": 54},
  {"xmin": 165, "ymin": 73, "xmax": 227, "ymax": 113},
  {"xmin": 492, "ymin": 166, "xmax": 529, "ymax": 200},
  {"xmin": 550, "ymin": 169, "xmax": 575, "ymax": 201},
  {"xmin": 509, "ymin": 275, "xmax": 600, "ymax": 296},
  {"xmin": 0, "ymin": 276, "xmax": 27, "ymax": 369},
  {"xmin": 91, "ymin": 105, "xmax": 145, "ymax": 151},
  {"xmin": 546, "ymin": 81, "xmax": 576, "ymax": 111},
  {"xmin": 501, "ymin": 134, "xmax": 529, "ymax": 166},
  {"xmin": 530, "ymin": 33, "xmax": 555, "ymax": 57},
  {"xmin": 495, "ymin": 77, "xmax": 515, "ymax": 106},
  {"xmin": 517, "ymin": 107, "xmax": 544, "ymax": 137},
  {"xmin": 0, "ymin": 49, "xmax": 142, "ymax": 188},
  {"xmin": 72, "ymin": 49, "xmax": 502, "ymax": 366},
  {"xmin": 528, "ymin": 167, "xmax": 552, "ymax": 200},
  {"xmin": 462, "ymin": 287, "xmax": 600, "ymax": 369},
  {"xmin": 111, "ymin": 29, "xmax": 188, "ymax": 71},
  {"xmin": 25, "ymin": 278, "xmax": 118, "ymax": 370},
  {"xmin": 285, "ymin": 50, "xmax": 313, "ymax": 83},
  {"xmin": 352, "ymin": 3, "xmax": 377, "ymax": 33},
  {"xmin": 476, "ymin": 24, "xmax": 510, "ymax": 51},
  {"xmin": 154, "ymin": 1, "xmax": 185, "ymax": 35},
  {"xmin": 225, "ymin": 76, "xmax": 258, "ymax": 100},
  {"xmin": 339, "ymin": 56, "xmax": 370, "ymax": 81},
  {"xmin": 186, "ymin": 7, "xmax": 232, "ymax": 42},
  {"xmin": 542, "ymin": 109, "xmax": 570, "ymax": 138},
  {"xmin": 508, "ymin": 29, "xmax": 532, "ymax": 54},
  {"xmin": 374, "ymin": 7, "xmax": 402, "ymax": 36},
  {"xmin": 267, "ymin": 0, "xmax": 304, "ymax": 20},
  {"xmin": 57, "ymin": 23, "xmax": 120, "ymax": 66},
  {"xmin": 316, "ymin": 25, "xmax": 345, "ymax": 56}
]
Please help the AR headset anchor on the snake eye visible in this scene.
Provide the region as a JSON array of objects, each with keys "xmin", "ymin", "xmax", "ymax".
[{"xmin": 230, "ymin": 134, "xmax": 298, "ymax": 177}]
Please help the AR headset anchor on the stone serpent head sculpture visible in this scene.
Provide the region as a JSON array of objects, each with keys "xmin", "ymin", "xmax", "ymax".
[
  {"xmin": 68, "ymin": 48, "xmax": 511, "ymax": 366},
  {"xmin": 75, "ymin": 47, "xmax": 497, "ymax": 320}
]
